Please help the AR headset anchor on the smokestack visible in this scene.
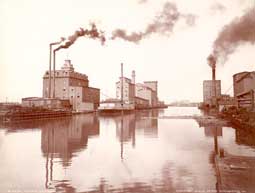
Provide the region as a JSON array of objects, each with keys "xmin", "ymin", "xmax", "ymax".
[
  {"xmin": 51, "ymin": 24, "xmax": 105, "ymax": 98},
  {"xmin": 121, "ymin": 63, "xmax": 124, "ymax": 107},
  {"xmin": 48, "ymin": 38, "xmax": 65, "ymax": 98},
  {"xmin": 207, "ymin": 54, "xmax": 217, "ymax": 107},
  {"xmin": 207, "ymin": 54, "xmax": 216, "ymax": 80},
  {"xmin": 132, "ymin": 70, "xmax": 135, "ymax": 84}
]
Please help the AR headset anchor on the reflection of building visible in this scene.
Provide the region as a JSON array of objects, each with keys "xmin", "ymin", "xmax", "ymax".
[
  {"xmin": 43, "ymin": 59, "xmax": 100, "ymax": 111},
  {"xmin": 115, "ymin": 113, "xmax": 136, "ymax": 143},
  {"xmin": 41, "ymin": 114, "xmax": 99, "ymax": 166},
  {"xmin": 41, "ymin": 114, "xmax": 99, "ymax": 190},
  {"xmin": 115, "ymin": 110, "xmax": 159, "ymax": 142},
  {"xmin": 203, "ymin": 80, "xmax": 221, "ymax": 105},
  {"xmin": 204, "ymin": 126, "xmax": 222, "ymax": 137},
  {"xmin": 233, "ymin": 71, "xmax": 255, "ymax": 109},
  {"xmin": 135, "ymin": 110, "xmax": 159, "ymax": 137}
]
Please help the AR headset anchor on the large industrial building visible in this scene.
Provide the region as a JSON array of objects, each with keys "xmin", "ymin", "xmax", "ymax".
[
  {"xmin": 203, "ymin": 80, "xmax": 221, "ymax": 105},
  {"xmin": 116, "ymin": 77, "xmax": 135, "ymax": 104},
  {"xmin": 115, "ymin": 70, "xmax": 160, "ymax": 109},
  {"xmin": 233, "ymin": 71, "xmax": 255, "ymax": 109},
  {"xmin": 42, "ymin": 59, "xmax": 100, "ymax": 112}
]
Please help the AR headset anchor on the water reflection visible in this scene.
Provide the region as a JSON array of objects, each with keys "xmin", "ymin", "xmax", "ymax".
[
  {"xmin": 0, "ymin": 108, "xmax": 255, "ymax": 193},
  {"xmin": 41, "ymin": 115, "xmax": 99, "ymax": 191},
  {"xmin": 41, "ymin": 115, "xmax": 99, "ymax": 165}
]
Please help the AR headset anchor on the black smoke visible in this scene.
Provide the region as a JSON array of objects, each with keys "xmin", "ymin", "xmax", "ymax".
[
  {"xmin": 111, "ymin": 2, "xmax": 196, "ymax": 43},
  {"xmin": 211, "ymin": 8, "xmax": 255, "ymax": 65},
  {"xmin": 54, "ymin": 23, "xmax": 105, "ymax": 52}
]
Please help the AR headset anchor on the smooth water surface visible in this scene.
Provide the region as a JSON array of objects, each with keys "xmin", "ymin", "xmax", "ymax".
[{"xmin": 0, "ymin": 107, "xmax": 254, "ymax": 193}]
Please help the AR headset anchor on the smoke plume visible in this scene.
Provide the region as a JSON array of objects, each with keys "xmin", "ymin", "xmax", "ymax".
[
  {"xmin": 111, "ymin": 2, "xmax": 196, "ymax": 43},
  {"xmin": 210, "ymin": 8, "xmax": 255, "ymax": 65},
  {"xmin": 54, "ymin": 23, "xmax": 105, "ymax": 52}
]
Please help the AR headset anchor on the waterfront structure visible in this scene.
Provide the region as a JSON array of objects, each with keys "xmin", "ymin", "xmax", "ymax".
[
  {"xmin": 135, "ymin": 83, "xmax": 158, "ymax": 107},
  {"xmin": 233, "ymin": 71, "xmax": 255, "ymax": 109},
  {"xmin": 134, "ymin": 96, "xmax": 149, "ymax": 109},
  {"xmin": 218, "ymin": 94, "xmax": 235, "ymax": 111},
  {"xmin": 43, "ymin": 60, "xmax": 100, "ymax": 112},
  {"xmin": 116, "ymin": 77, "xmax": 135, "ymax": 104},
  {"xmin": 22, "ymin": 97, "xmax": 71, "ymax": 109},
  {"xmin": 203, "ymin": 80, "xmax": 221, "ymax": 105}
]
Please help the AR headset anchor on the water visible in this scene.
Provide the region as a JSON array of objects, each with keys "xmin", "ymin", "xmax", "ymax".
[{"xmin": 0, "ymin": 107, "xmax": 254, "ymax": 193}]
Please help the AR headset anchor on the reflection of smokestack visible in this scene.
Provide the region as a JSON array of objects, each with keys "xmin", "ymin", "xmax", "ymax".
[{"xmin": 132, "ymin": 70, "xmax": 135, "ymax": 84}]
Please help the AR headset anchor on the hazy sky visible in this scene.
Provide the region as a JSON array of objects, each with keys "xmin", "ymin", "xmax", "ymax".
[{"xmin": 1, "ymin": 0, "xmax": 254, "ymax": 103}]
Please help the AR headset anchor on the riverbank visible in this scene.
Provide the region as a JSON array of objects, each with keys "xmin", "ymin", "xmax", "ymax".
[{"xmin": 218, "ymin": 107, "xmax": 255, "ymax": 130}]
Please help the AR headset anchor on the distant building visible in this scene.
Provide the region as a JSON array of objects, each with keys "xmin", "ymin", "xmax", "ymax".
[
  {"xmin": 135, "ymin": 82, "xmax": 158, "ymax": 107},
  {"xmin": 134, "ymin": 96, "xmax": 149, "ymax": 109},
  {"xmin": 43, "ymin": 60, "xmax": 100, "ymax": 112},
  {"xmin": 109, "ymin": 70, "xmax": 162, "ymax": 110},
  {"xmin": 116, "ymin": 77, "xmax": 135, "ymax": 104},
  {"xmin": 233, "ymin": 71, "xmax": 255, "ymax": 109},
  {"xmin": 203, "ymin": 80, "xmax": 221, "ymax": 105},
  {"xmin": 144, "ymin": 81, "xmax": 158, "ymax": 100}
]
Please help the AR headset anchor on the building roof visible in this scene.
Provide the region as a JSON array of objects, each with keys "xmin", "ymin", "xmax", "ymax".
[{"xmin": 234, "ymin": 71, "xmax": 255, "ymax": 83}]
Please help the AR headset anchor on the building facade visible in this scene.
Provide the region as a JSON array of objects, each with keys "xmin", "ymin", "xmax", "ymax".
[
  {"xmin": 233, "ymin": 71, "xmax": 255, "ymax": 109},
  {"xmin": 116, "ymin": 77, "xmax": 135, "ymax": 104},
  {"xmin": 43, "ymin": 60, "xmax": 100, "ymax": 112},
  {"xmin": 135, "ymin": 83, "xmax": 158, "ymax": 107},
  {"xmin": 203, "ymin": 80, "xmax": 221, "ymax": 105}
]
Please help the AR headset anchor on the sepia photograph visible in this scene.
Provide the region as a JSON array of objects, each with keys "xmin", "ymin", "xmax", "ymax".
[{"xmin": 0, "ymin": 0, "xmax": 255, "ymax": 192}]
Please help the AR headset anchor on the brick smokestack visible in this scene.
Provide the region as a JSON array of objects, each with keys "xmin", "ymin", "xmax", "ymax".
[{"xmin": 207, "ymin": 55, "xmax": 217, "ymax": 107}]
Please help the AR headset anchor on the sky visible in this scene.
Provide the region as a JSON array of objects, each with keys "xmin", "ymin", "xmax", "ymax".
[{"xmin": 0, "ymin": 0, "xmax": 255, "ymax": 103}]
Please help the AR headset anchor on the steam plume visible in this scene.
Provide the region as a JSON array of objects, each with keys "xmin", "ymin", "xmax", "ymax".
[
  {"xmin": 210, "ymin": 8, "xmax": 255, "ymax": 65},
  {"xmin": 111, "ymin": 2, "xmax": 196, "ymax": 43},
  {"xmin": 54, "ymin": 23, "xmax": 105, "ymax": 52}
]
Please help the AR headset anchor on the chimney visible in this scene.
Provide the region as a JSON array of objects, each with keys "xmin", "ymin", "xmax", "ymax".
[{"xmin": 132, "ymin": 70, "xmax": 135, "ymax": 84}]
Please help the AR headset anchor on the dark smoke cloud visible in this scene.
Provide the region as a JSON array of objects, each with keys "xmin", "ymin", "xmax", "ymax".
[
  {"xmin": 210, "ymin": 8, "xmax": 255, "ymax": 65},
  {"xmin": 54, "ymin": 23, "xmax": 105, "ymax": 52},
  {"xmin": 111, "ymin": 2, "xmax": 196, "ymax": 43}
]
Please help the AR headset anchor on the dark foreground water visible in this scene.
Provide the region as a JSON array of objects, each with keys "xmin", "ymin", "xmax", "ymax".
[{"xmin": 0, "ymin": 107, "xmax": 254, "ymax": 193}]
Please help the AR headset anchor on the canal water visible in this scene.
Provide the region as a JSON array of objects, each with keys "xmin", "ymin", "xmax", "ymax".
[{"xmin": 0, "ymin": 107, "xmax": 254, "ymax": 193}]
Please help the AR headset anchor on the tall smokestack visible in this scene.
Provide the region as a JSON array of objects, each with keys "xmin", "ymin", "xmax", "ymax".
[
  {"xmin": 132, "ymin": 70, "xmax": 135, "ymax": 84},
  {"xmin": 121, "ymin": 63, "xmax": 124, "ymax": 107},
  {"xmin": 207, "ymin": 54, "xmax": 217, "ymax": 107}
]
